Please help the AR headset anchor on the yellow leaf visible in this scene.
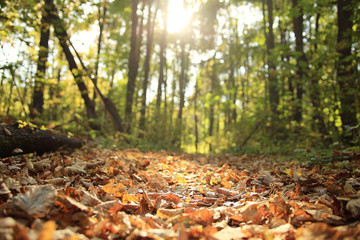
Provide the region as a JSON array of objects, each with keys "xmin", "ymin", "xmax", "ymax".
[
  {"xmin": 28, "ymin": 122, "xmax": 37, "ymax": 129},
  {"xmin": 283, "ymin": 168, "xmax": 302, "ymax": 179},
  {"xmin": 283, "ymin": 168, "xmax": 292, "ymax": 177},
  {"xmin": 122, "ymin": 192, "xmax": 139, "ymax": 203},
  {"xmin": 199, "ymin": 186, "xmax": 205, "ymax": 194},
  {"xmin": 210, "ymin": 176, "xmax": 220, "ymax": 185},
  {"xmin": 176, "ymin": 175, "xmax": 186, "ymax": 183}
]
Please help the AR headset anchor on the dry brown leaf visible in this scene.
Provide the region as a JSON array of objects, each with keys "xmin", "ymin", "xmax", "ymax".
[
  {"xmin": 5, "ymin": 178, "xmax": 21, "ymax": 192},
  {"xmin": 346, "ymin": 198, "xmax": 360, "ymax": 219},
  {"xmin": 213, "ymin": 227, "xmax": 248, "ymax": 240},
  {"xmin": 157, "ymin": 208, "xmax": 184, "ymax": 219},
  {"xmin": 10, "ymin": 185, "xmax": 56, "ymax": 218}
]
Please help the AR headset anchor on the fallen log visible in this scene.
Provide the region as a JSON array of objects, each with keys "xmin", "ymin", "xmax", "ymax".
[{"xmin": 0, "ymin": 125, "xmax": 83, "ymax": 158}]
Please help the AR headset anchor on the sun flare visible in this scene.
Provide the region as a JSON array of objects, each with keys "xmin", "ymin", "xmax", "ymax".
[{"xmin": 167, "ymin": 0, "xmax": 191, "ymax": 33}]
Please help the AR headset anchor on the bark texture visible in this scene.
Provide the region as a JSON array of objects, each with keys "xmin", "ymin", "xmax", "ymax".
[
  {"xmin": 266, "ymin": 0, "xmax": 279, "ymax": 122},
  {"xmin": 0, "ymin": 125, "xmax": 83, "ymax": 158},
  {"xmin": 125, "ymin": 0, "xmax": 141, "ymax": 129},
  {"xmin": 292, "ymin": 0, "xmax": 305, "ymax": 123},
  {"xmin": 31, "ymin": 0, "xmax": 51, "ymax": 117},
  {"xmin": 337, "ymin": 0, "xmax": 358, "ymax": 144}
]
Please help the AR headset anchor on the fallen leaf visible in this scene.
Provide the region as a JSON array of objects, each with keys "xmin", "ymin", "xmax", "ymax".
[
  {"xmin": 346, "ymin": 198, "xmax": 360, "ymax": 219},
  {"xmin": 10, "ymin": 185, "xmax": 56, "ymax": 218},
  {"xmin": 38, "ymin": 220, "xmax": 56, "ymax": 240},
  {"xmin": 2, "ymin": 126, "xmax": 11, "ymax": 135}
]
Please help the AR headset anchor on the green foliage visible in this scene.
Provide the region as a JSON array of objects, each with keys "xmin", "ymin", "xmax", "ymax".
[{"xmin": 0, "ymin": 0, "xmax": 359, "ymax": 155}]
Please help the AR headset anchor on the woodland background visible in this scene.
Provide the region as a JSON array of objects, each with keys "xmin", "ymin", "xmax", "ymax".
[{"xmin": 0, "ymin": 0, "xmax": 359, "ymax": 154}]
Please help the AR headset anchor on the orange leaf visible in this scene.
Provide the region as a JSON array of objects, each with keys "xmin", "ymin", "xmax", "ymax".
[
  {"xmin": 189, "ymin": 209, "xmax": 214, "ymax": 225},
  {"xmin": 164, "ymin": 194, "xmax": 180, "ymax": 204},
  {"xmin": 220, "ymin": 180, "xmax": 233, "ymax": 189},
  {"xmin": 38, "ymin": 220, "xmax": 56, "ymax": 240},
  {"xmin": 101, "ymin": 180, "xmax": 126, "ymax": 197},
  {"xmin": 230, "ymin": 214, "xmax": 245, "ymax": 222},
  {"xmin": 122, "ymin": 192, "xmax": 139, "ymax": 204}
]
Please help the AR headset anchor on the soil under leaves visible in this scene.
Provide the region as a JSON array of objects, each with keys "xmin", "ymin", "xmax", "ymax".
[{"xmin": 0, "ymin": 146, "xmax": 360, "ymax": 239}]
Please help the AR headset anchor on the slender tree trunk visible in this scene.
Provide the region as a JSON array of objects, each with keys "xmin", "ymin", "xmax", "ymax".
[
  {"xmin": 261, "ymin": 0, "xmax": 268, "ymax": 111},
  {"xmin": 308, "ymin": 11, "xmax": 329, "ymax": 138},
  {"xmin": 69, "ymin": 40, "xmax": 125, "ymax": 132},
  {"xmin": 209, "ymin": 104, "xmax": 214, "ymax": 152},
  {"xmin": 241, "ymin": 56, "xmax": 248, "ymax": 113},
  {"xmin": 209, "ymin": 55, "xmax": 217, "ymax": 152},
  {"xmin": 156, "ymin": 0, "xmax": 168, "ymax": 110},
  {"xmin": 47, "ymin": 0, "xmax": 99, "ymax": 130},
  {"xmin": 194, "ymin": 81, "xmax": 199, "ymax": 153},
  {"xmin": 178, "ymin": 38, "xmax": 186, "ymax": 121},
  {"xmin": 136, "ymin": 4, "xmax": 145, "ymax": 69},
  {"xmin": 228, "ymin": 61, "xmax": 236, "ymax": 126},
  {"xmin": 164, "ymin": 62, "xmax": 168, "ymax": 114},
  {"xmin": 6, "ymin": 66, "xmax": 15, "ymax": 116},
  {"xmin": 209, "ymin": 64, "xmax": 214, "ymax": 152},
  {"xmin": 125, "ymin": 0, "xmax": 140, "ymax": 131},
  {"xmin": 94, "ymin": 0, "xmax": 107, "ymax": 100},
  {"xmin": 292, "ymin": 0, "xmax": 305, "ymax": 124},
  {"xmin": 49, "ymin": 63, "xmax": 62, "ymax": 120},
  {"xmin": 337, "ymin": 0, "xmax": 358, "ymax": 144},
  {"xmin": 31, "ymin": 0, "xmax": 51, "ymax": 117},
  {"xmin": 265, "ymin": 0, "xmax": 279, "ymax": 125},
  {"xmin": 139, "ymin": 0, "xmax": 158, "ymax": 131},
  {"xmin": 314, "ymin": 13, "xmax": 320, "ymax": 50},
  {"xmin": 170, "ymin": 70, "xmax": 176, "ymax": 123}
]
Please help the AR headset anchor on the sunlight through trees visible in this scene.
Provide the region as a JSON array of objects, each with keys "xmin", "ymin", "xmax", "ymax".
[{"xmin": 0, "ymin": 0, "xmax": 359, "ymax": 153}]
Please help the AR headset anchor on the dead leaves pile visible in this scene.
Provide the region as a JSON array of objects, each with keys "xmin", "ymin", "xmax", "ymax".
[{"xmin": 0, "ymin": 148, "xmax": 360, "ymax": 239}]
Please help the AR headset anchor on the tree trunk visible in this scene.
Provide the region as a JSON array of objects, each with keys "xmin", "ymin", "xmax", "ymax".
[
  {"xmin": 156, "ymin": 0, "xmax": 168, "ymax": 110},
  {"xmin": 125, "ymin": 0, "xmax": 140, "ymax": 131},
  {"xmin": 209, "ymin": 56, "xmax": 217, "ymax": 152},
  {"xmin": 31, "ymin": 0, "xmax": 51, "ymax": 117},
  {"xmin": 46, "ymin": 0, "xmax": 99, "ymax": 130},
  {"xmin": 178, "ymin": 38, "xmax": 186, "ymax": 121},
  {"xmin": 309, "ymin": 11, "xmax": 329, "ymax": 138},
  {"xmin": 194, "ymin": 81, "xmax": 199, "ymax": 153},
  {"xmin": 69, "ymin": 40, "xmax": 125, "ymax": 132},
  {"xmin": 209, "ymin": 104, "xmax": 214, "ymax": 152},
  {"xmin": 292, "ymin": 0, "xmax": 305, "ymax": 124},
  {"xmin": 265, "ymin": 0, "xmax": 279, "ymax": 125},
  {"xmin": 94, "ymin": 0, "xmax": 107, "ymax": 100},
  {"xmin": 0, "ymin": 125, "xmax": 83, "ymax": 158},
  {"xmin": 337, "ymin": 0, "xmax": 358, "ymax": 145},
  {"xmin": 228, "ymin": 60, "xmax": 237, "ymax": 126},
  {"xmin": 139, "ymin": 0, "xmax": 158, "ymax": 131}
]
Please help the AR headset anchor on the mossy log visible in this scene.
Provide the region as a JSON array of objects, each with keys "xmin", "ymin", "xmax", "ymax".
[{"xmin": 0, "ymin": 125, "xmax": 83, "ymax": 158}]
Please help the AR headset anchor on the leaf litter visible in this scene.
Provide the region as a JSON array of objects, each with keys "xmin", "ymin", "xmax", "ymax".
[{"xmin": 0, "ymin": 147, "xmax": 359, "ymax": 239}]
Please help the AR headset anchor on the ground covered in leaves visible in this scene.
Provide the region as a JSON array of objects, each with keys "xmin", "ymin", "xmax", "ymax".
[{"xmin": 0, "ymin": 147, "xmax": 360, "ymax": 239}]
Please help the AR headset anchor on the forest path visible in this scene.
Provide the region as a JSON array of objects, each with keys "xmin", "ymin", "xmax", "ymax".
[{"xmin": 0, "ymin": 147, "xmax": 359, "ymax": 239}]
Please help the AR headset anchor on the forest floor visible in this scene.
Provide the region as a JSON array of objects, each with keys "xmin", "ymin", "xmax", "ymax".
[{"xmin": 0, "ymin": 146, "xmax": 360, "ymax": 239}]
